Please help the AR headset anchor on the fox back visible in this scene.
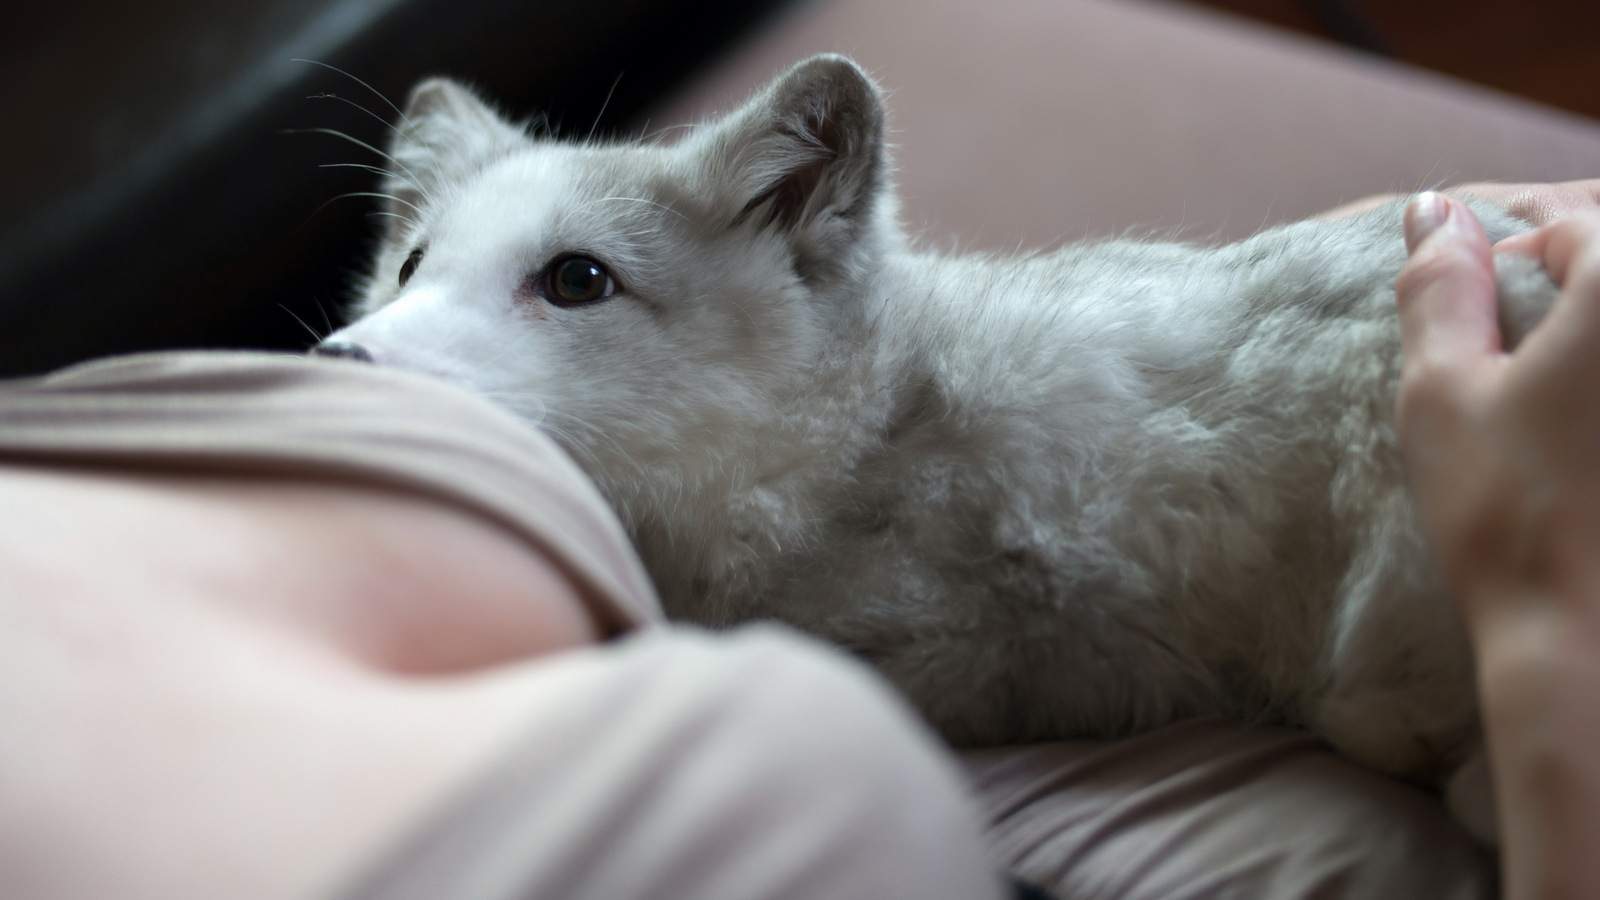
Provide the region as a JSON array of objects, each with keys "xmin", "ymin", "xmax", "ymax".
[{"xmin": 326, "ymin": 56, "xmax": 1557, "ymax": 837}]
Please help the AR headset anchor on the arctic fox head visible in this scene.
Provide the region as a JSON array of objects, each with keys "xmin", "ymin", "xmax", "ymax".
[{"xmin": 325, "ymin": 55, "xmax": 892, "ymax": 480}]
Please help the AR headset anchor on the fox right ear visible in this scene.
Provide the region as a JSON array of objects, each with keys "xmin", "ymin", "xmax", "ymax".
[
  {"xmin": 694, "ymin": 55, "xmax": 888, "ymax": 289},
  {"xmin": 382, "ymin": 78, "xmax": 526, "ymax": 220}
]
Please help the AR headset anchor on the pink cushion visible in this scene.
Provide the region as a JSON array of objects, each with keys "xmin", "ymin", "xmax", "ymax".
[{"xmin": 650, "ymin": 0, "xmax": 1600, "ymax": 249}]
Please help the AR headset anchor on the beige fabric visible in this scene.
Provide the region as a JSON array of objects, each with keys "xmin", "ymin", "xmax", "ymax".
[
  {"xmin": 337, "ymin": 626, "xmax": 1009, "ymax": 900},
  {"xmin": 0, "ymin": 350, "xmax": 663, "ymax": 635}
]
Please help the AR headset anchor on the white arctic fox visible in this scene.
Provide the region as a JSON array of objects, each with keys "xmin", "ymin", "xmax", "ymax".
[{"xmin": 322, "ymin": 54, "xmax": 1557, "ymax": 837}]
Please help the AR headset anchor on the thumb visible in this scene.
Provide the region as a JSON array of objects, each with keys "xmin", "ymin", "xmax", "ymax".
[{"xmin": 1394, "ymin": 192, "xmax": 1502, "ymax": 368}]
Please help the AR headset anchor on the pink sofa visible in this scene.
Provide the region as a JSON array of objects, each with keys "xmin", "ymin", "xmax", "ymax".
[{"xmin": 653, "ymin": 0, "xmax": 1600, "ymax": 250}]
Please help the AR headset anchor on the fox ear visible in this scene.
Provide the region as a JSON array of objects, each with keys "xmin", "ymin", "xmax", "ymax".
[
  {"xmin": 700, "ymin": 55, "xmax": 888, "ymax": 282},
  {"xmin": 382, "ymin": 78, "xmax": 526, "ymax": 219}
]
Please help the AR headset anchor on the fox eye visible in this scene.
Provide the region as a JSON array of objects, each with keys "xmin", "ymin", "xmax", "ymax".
[
  {"xmin": 398, "ymin": 247, "xmax": 424, "ymax": 287},
  {"xmin": 544, "ymin": 255, "xmax": 617, "ymax": 306}
]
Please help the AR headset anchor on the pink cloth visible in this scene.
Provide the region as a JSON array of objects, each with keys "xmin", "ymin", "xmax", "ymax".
[
  {"xmin": 0, "ymin": 350, "xmax": 663, "ymax": 635},
  {"xmin": 963, "ymin": 721, "xmax": 1493, "ymax": 898},
  {"xmin": 338, "ymin": 625, "xmax": 1010, "ymax": 900},
  {"xmin": 650, "ymin": 0, "xmax": 1600, "ymax": 250}
]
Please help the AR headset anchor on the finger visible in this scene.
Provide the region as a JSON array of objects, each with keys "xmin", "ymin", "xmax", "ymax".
[
  {"xmin": 1493, "ymin": 228, "xmax": 1546, "ymax": 260},
  {"xmin": 1494, "ymin": 211, "xmax": 1600, "ymax": 298},
  {"xmin": 1395, "ymin": 192, "xmax": 1502, "ymax": 370},
  {"xmin": 1539, "ymin": 208, "xmax": 1600, "ymax": 288},
  {"xmin": 1510, "ymin": 210, "xmax": 1600, "ymax": 355}
]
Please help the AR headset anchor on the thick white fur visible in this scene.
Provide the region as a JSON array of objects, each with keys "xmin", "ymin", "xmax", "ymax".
[{"xmin": 329, "ymin": 56, "xmax": 1558, "ymax": 835}]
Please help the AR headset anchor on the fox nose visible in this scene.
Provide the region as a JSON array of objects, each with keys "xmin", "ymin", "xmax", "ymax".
[{"xmin": 311, "ymin": 340, "xmax": 374, "ymax": 363}]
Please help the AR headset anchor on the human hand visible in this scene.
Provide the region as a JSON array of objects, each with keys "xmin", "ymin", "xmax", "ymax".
[
  {"xmin": 1395, "ymin": 194, "xmax": 1600, "ymax": 614},
  {"xmin": 1317, "ymin": 178, "xmax": 1600, "ymax": 226},
  {"xmin": 1394, "ymin": 192, "xmax": 1600, "ymax": 900}
]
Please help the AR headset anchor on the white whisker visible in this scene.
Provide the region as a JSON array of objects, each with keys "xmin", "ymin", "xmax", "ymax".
[
  {"xmin": 320, "ymin": 161, "xmax": 415, "ymax": 183},
  {"xmin": 343, "ymin": 191, "xmax": 425, "ymax": 215},
  {"xmin": 283, "ymin": 127, "xmax": 431, "ymax": 201},
  {"xmin": 304, "ymin": 95, "xmax": 438, "ymax": 202},
  {"xmin": 292, "ymin": 59, "xmax": 414, "ymax": 128},
  {"xmin": 636, "ymin": 121, "xmax": 698, "ymax": 145},
  {"xmin": 306, "ymin": 190, "xmax": 418, "ymax": 224},
  {"xmin": 311, "ymin": 296, "xmax": 336, "ymax": 334},
  {"xmin": 320, "ymin": 163, "xmax": 433, "ymax": 209},
  {"xmin": 587, "ymin": 72, "xmax": 626, "ymax": 144},
  {"xmin": 279, "ymin": 304, "xmax": 326, "ymax": 345},
  {"xmin": 591, "ymin": 196, "xmax": 688, "ymax": 221}
]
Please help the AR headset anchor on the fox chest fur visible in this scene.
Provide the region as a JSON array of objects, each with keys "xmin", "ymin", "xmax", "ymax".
[{"xmin": 325, "ymin": 56, "xmax": 1555, "ymax": 833}]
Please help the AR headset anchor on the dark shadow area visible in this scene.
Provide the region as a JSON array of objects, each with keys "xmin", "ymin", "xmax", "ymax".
[
  {"xmin": 0, "ymin": 0, "xmax": 795, "ymax": 377},
  {"xmin": 1178, "ymin": 0, "xmax": 1600, "ymax": 121}
]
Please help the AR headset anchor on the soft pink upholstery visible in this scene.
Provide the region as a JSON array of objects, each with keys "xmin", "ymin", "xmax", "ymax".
[{"xmin": 651, "ymin": 0, "xmax": 1600, "ymax": 249}]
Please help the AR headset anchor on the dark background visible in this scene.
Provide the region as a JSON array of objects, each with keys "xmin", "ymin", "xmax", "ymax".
[
  {"xmin": 1186, "ymin": 0, "xmax": 1600, "ymax": 121},
  {"xmin": 0, "ymin": 0, "xmax": 799, "ymax": 376},
  {"xmin": 1, "ymin": 0, "xmax": 1595, "ymax": 377}
]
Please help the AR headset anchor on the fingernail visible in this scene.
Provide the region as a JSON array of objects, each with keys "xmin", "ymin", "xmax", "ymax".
[{"xmin": 1405, "ymin": 192, "xmax": 1450, "ymax": 252}]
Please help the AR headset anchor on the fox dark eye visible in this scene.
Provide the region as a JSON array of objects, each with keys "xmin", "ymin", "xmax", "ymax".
[
  {"xmin": 545, "ymin": 255, "xmax": 617, "ymax": 306},
  {"xmin": 398, "ymin": 247, "xmax": 424, "ymax": 287}
]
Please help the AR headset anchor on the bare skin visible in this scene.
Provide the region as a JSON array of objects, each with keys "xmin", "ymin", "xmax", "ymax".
[
  {"xmin": 1316, "ymin": 178, "xmax": 1600, "ymax": 224},
  {"xmin": 0, "ymin": 466, "xmax": 600, "ymax": 900},
  {"xmin": 1395, "ymin": 196, "xmax": 1600, "ymax": 900}
]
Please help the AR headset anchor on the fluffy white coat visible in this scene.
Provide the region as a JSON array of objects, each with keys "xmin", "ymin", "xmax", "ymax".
[{"xmin": 326, "ymin": 56, "xmax": 1557, "ymax": 835}]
